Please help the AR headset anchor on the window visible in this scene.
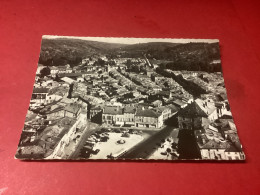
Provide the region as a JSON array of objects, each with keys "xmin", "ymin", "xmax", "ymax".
[{"xmin": 183, "ymin": 123, "xmax": 186, "ymax": 129}]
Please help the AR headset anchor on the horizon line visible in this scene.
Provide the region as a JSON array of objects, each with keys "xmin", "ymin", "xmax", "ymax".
[{"xmin": 42, "ymin": 35, "xmax": 219, "ymax": 45}]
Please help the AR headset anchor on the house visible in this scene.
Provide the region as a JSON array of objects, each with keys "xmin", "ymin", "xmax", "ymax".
[
  {"xmin": 195, "ymin": 130, "xmax": 245, "ymax": 160},
  {"xmin": 135, "ymin": 108, "xmax": 163, "ymax": 128},
  {"xmin": 89, "ymin": 105, "xmax": 103, "ymax": 119},
  {"xmin": 151, "ymin": 73, "xmax": 164, "ymax": 83},
  {"xmin": 178, "ymin": 98, "xmax": 223, "ymax": 131},
  {"xmin": 46, "ymin": 94, "xmax": 63, "ymax": 104},
  {"xmin": 60, "ymin": 77, "xmax": 75, "ymax": 84},
  {"xmin": 46, "ymin": 106, "xmax": 65, "ymax": 120},
  {"xmin": 146, "ymin": 69, "xmax": 153, "ymax": 77},
  {"xmin": 49, "ymin": 66, "xmax": 59, "ymax": 75},
  {"xmin": 123, "ymin": 106, "xmax": 136, "ymax": 126},
  {"xmin": 58, "ymin": 72, "xmax": 82, "ymax": 79},
  {"xmin": 152, "ymin": 100, "xmax": 163, "ymax": 107},
  {"xmin": 102, "ymin": 106, "xmax": 123, "ymax": 125},
  {"xmin": 31, "ymin": 88, "xmax": 49, "ymax": 104},
  {"xmin": 172, "ymin": 99, "xmax": 187, "ymax": 108},
  {"xmin": 36, "ymin": 64, "xmax": 45, "ymax": 75},
  {"xmin": 166, "ymin": 104, "xmax": 180, "ymax": 116},
  {"xmin": 64, "ymin": 104, "xmax": 82, "ymax": 118},
  {"xmin": 195, "ymin": 99, "xmax": 218, "ymax": 121},
  {"xmin": 225, "ymin": 145, "xmax": 245, "ymax": 160},
  {"xmin": 77, "ymin": 77, "xmax": 84, "ymax": 82},
  {"xmin": 177, "ymin": 101, "xmax": 208, "ymax": 130},
  {"xmin": 57, "ymin": 65, "xmax": 73, "ymax": 74},
  {"xmin": 155, "ymin": 106, "xmax": 172, "ymax": 122},
  {"xmin": 46, "ymin": 86, "xmax": 69, "ymax": 103},
  {"xmin": 197, "ymin": 139, "xmax": 229, "ymax": 160}
]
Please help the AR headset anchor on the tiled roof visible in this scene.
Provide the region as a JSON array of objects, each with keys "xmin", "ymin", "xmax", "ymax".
[
  {"xmin": 103, "ymin": 106, "xmax": 123, "ymax": 115},
  {"xmin": 64, "ymin": 104, "xmax": 81, "ymax": 114},
  {"xmin": 33, "ymin": 88, "xmax": 49, "ymax": 94},
  {"xmin": 166, "ymin": 104, "xmax": 180, "ymax": 113},
  {"xmin": 155, "ymin": 106, "xmax": 170, "ymax": 113},
  {"xmin": 199, "ymin": 139, "xmax": 229, "ymax": 149},
  {"xmin": 136, "ymin": 108, "xmax": 161, "ymax": 118},
  {"xmin": 58, "ymin": 73, "xmax": 82, "ymax": 77},
  {"xmin": 124, "ymin": 106, "xmax": 136, "ymax": 113},
  {"xmin": 173, "ymin": 99, "xmax": 186, "ymax": 106},
  {"xmin": 178, "ymin": 102, "xmax": 208, "ymax": 118},
  {"xmin": 90, "ymin": 105, "xmax": 103, "ymax": 110}
]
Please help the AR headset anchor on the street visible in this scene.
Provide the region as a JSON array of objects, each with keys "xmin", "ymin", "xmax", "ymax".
[
  {"xmin": 69, "ymin": 121, "xmax": 101, "ymax": 159},
  {"xmin": 118, "ymin": 125, "xmax": 178, "ymax": 159}
]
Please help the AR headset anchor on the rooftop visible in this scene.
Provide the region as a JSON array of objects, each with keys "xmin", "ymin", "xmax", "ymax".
[
  {"xmin": 103, "ymin": 106, "xmax": 123, "ymax": 115},
  {"xmin": 178, "ymin": 101, "xmax": 208, "ymax": 118},
  {"xmin": 199, "ymin": 139, "xmax": 229, "ymax": 149},
  {"xmin": 33, "ymin": 88, "xmax": 49, "ymax": 94},
  {"xmin": 124, "ymin": 106, "xmax": 136, "ymax": 113},
  {"xmin": 136, "ymin": 108, "xmax": 161, "ymax": 118},
  {"xmin": 64, "ymin": 104, "xmax": 81, "ymax": 114}
]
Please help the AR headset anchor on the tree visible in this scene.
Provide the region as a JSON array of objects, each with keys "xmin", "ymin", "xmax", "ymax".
[
  {"xmin": 96, "ymin": 58, "xmax": 105, "ymax": 66},
  {"xmin": 40, "ymin": 67, "xmax": 50, "ymax": 78}
]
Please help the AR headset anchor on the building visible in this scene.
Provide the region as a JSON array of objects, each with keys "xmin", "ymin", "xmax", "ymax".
[
  {"xmin": 225, "ymin": 145, "xmax": 245, "ymax": 160},
  {"xmin": 46, "ymin": 106, "xmax": 65, "ymax": 120},
  {"xmin": 46, "ymin": 86, "xmax": 69, "ymax": 103},
  {"xmin": 166, "ymin": 104, "xmax": 180, "ymax": 116},
  {"xmin": 178, "ymin": 98, "xmax": 225, "ymax": 131},
  {"xmin": 102, "ymin": 106, "xmax": 123, "ymax": 125},
  {"xmin": 64, "ymin": 104, "xmax": 82, "ymax": 118},
  {"xmin": 31, "ymin": 88, "xmax": 49, "ymax": 104},
  {"xmin": 178, "ymin": 101, "xmax": 208, "ymax": 130},
  {"xmin": 135, "ymin": 108, "xmax": 163, "ymax": 128},
  {"xmin": 195, "ymin": 99, "xmax": 219, "ymax": 121},
  {"xmin": 49, "ymin": 66, "xmax": 59, "ymax": 75},
  {"xmin": 123, "ymin": 106, "xmax": 136, "ymax": 126},
  {"xmin": 197, "ymin": 139, "xmax": 228, "ymax": 160},
  {"xmin": 155, "ymin": 106, "xmax": 172, "ymax": 122},
  {"xmin": 36, "ymin": 64, "xmax": 45, "ymax": 75},
  {"xmin": 172, "ymin": 99, "xmax": 187, "ymax": 108},
  {"xmin": 89, "ymin": 105, "xmax": 103, "ymax": 119}
]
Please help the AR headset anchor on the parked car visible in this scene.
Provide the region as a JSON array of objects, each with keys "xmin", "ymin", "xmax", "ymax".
[
  {"xmin": 84, "ymin": 142, "xmax": 95, "ymax": 147},
  {"xmin": 92, "ymin": 149, "xmax": 100, "ymax": 155}
]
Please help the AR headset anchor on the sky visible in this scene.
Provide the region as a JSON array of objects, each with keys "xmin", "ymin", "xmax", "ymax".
[{"xmin": 43, "ymin": 35, "xmax": 219, "ymax": 44}]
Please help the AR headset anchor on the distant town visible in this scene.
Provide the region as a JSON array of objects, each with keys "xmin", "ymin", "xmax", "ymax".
[{"xmin": 15, "ymin": 37, "xmax": 245, "ymax": 161}]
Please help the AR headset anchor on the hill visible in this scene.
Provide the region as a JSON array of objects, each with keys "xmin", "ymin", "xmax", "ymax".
[
  {"xmin": 147, "ymin": 42, "xmax": 221, "ymax": 72},
  {"xmin": 39, "ymin": 38, "xmax": 124, "ymax": 66},
  {"xmin": 117, "ymin": 42, "xmax": 181, "ymax": 58}
]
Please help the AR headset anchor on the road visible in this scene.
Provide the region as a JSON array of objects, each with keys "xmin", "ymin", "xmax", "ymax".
[
  {"xmin": 118, "ymin": 125, "xmax": 178, "ymax": 159},
  {"xmin": 69, "ymin": 121, "xmax": 101, "ymax": 159}
]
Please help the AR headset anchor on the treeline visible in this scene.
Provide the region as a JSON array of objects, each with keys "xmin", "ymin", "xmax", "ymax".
[
  {"xmin": 158, "ymin": 60, "xmax": 221, "ymax": 72},
  {"xmin": 39, "ymin": 50, "xmax": 83, "ymax": 67},
  {"xmin": 148, "ymin": 42, "xmax": 222, "ymax": 72},
  {"xmin": 155, "ymin": 68, "xmax": 207, "ymax": 97}
]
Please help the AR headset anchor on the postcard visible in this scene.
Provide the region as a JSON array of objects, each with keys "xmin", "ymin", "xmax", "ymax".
[{"xmin": 15, "ymin": 36, "xmax": 245, "ymax": 160}]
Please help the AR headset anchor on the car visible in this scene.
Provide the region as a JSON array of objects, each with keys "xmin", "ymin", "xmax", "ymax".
[
  {"xmin": 161, "ymin": 151, "xmax": 167, "ymax": 156},
  {"xmin": 92, "ymin": 149, "xmax": 100, "ymax": 155},
  {"xmin": 84, "ymin": 142, "xmax": 95, "ymax": 147}
]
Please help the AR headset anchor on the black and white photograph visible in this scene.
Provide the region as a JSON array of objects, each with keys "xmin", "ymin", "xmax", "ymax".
[{"xmin": 15, "ymin": 35, "xmax": 245, "ymax": 161}]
